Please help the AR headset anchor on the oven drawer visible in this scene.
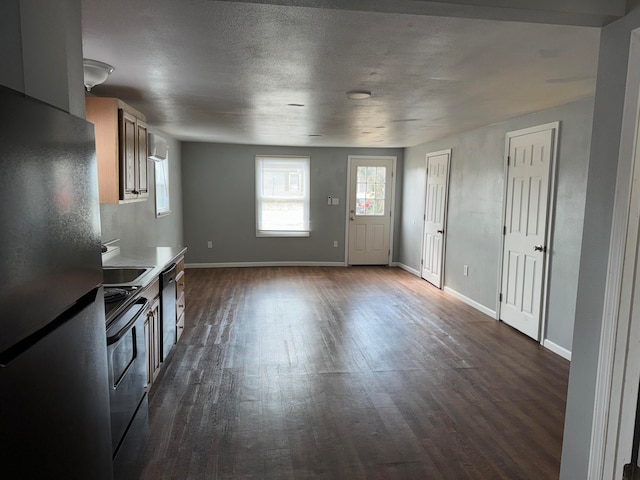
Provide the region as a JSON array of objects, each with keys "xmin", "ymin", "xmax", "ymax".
[{"xmin": 105, "ymin": 297, "xmax": 149, "ymax": 457}]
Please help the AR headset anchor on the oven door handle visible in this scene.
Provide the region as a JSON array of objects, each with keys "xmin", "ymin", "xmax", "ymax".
[{"xmin": 106, "ymin": 298, "xmax": 149, "ymax": 345}]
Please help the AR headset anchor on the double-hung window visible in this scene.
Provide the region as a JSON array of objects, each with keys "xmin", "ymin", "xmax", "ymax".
[
  {"xmin": 256, "ymin": 156, "xmax": 310, "ymax": 237},
  {"xmin": 154, "ymin": 156, "xmax": 170, "ymax": 217}
]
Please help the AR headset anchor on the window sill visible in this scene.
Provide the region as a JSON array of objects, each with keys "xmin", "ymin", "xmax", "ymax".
[{"xmin": 256, "ymin": 230, "xmax": 310, "ymax": 238}]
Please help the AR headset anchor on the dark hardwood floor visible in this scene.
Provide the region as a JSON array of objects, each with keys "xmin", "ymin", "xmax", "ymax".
[{"xmin": 141, "ymin": 266, "xmax": 569, "ymax": 479}]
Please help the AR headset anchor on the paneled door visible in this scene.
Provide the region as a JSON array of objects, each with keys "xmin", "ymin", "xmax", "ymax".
[
  {"xmin": 347, "ymin": 156, "xmax": 394, "ymax": 265},
  {"xmin": 500, "ymin": 124, "xmax": 557, "ymax": 340},
  {"xmin": 422, "ymin": 150, "xmax": 451, "ymax": 288}
]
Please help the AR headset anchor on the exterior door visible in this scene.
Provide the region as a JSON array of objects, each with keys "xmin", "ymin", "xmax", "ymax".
[
  {"xmin": 422, "ymin": 150, "xmax": 451, "ymax": 288},
  {"xmin": 348, "ymin": 156, "xmax": 394, "ymax": 265},
  {"xmin": 500, "ymin": 125, "xmax": 556, "ymax": 340}
]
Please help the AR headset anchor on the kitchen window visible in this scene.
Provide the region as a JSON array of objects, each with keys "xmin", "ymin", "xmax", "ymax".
[
  {"xmin": 256, "ymin": 156, "xmax": 310, "ymax": 237},
  {"xmin": 155, "ymin": 156, "xmax": 170, "ymax": 217}
]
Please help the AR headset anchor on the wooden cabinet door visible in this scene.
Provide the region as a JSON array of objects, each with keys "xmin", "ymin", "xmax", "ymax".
[
  {"xmin": 175, "ymin": 257, "xmax": 186, "ymax": 341},
  {"xmin": 136, "ymin": 119, "xmax": 149, "ymax": 197},
  {"xmin": 150, "ymin": 297, "xmax": 161, "ymax": 383},
  {"xmin": 144, "ymin": 314, "xmax": 152, "ymax": 387},
  {"xmin": 120, "ymin": 110, "xmax": 138, "ymax": 200},
  {"xmin": 144, "ymin": 296, "xmax": 162, "ymax": 388}
]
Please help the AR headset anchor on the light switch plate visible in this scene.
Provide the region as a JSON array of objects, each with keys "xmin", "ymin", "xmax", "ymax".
[{"xmin": 332, "ymin": 197, "xmax": 339, "ymax": 205}]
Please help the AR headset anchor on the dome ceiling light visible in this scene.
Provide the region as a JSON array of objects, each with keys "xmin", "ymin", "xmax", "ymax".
[
  {"xmin": 346, "ymin": 90, "xmax": 372, "ymax": 100},
  {"xmin": 83, "ymin": 59, "xmax": 115, "ymax": 91}
]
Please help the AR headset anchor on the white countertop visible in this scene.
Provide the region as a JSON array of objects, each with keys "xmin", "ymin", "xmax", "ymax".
[{"xmin": 102, "ymin": 246, "xmax": 187, "ymax": 288}]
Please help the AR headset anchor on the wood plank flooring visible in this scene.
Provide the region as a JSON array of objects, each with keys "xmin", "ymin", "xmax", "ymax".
[{"xmin": 141, "ymin": 266, "xmax": 569, "ymax": 479}]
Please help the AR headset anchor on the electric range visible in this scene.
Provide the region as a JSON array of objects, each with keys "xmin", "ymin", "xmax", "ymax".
[{"xmin": 103, "ymin": 286, "xmax": 140, "ymax": 324}]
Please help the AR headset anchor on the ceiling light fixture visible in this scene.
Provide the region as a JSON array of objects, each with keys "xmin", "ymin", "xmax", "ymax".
[
  {"xmin": 308, "ymin": 134, "xmax": 323, "ymax": 138},
  {"xmin": 83, "ymin": 59, "xmax": 115, "ymax": 91},
  {"xmin": 346, "ymin": 90, "xmax": 372, "ymax": 100},
  {"xmin": 288, "ymin": 103, "xmax": 305, "ymax": 107}
]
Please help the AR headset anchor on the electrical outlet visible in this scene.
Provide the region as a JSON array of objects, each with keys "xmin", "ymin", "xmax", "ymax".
[
  {"xmin": 463, "ymin": 265, "xmax": 469, "ymax": 276},
  {"xmin": 333, "ymin": 241, "xmax": 338, "ymax": 247},
  {"xmin": 207, "ymin": 240, "xmax": 213, "ymax": 249}
]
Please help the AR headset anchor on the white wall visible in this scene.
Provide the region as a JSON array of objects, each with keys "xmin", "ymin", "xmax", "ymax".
[
  {"xmin": 400, "ymin": 98, "xmax": 594, "ymax": 352},
  {"xmin": 0, "ymin": 0, "xmax": 85, "ymax": 117},
  {"xmin": 561, "ymin": 6, "xmax": 640, "ymax": 478}
]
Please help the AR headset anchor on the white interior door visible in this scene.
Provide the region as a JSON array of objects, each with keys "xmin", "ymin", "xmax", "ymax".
[
  {"xmin": 500, "ymin": 125, "xmax": 556, "ymax": 340},
  {"xmin": 422, "ymin": 150, "xmax": 451, "ymax": 288},
  {"xmin": 347, "ymin": 157, "xmax": 394, "ymax": 265}
]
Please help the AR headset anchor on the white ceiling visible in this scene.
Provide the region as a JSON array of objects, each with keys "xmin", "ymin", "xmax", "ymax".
[{"xmin": 81, "ymin": 0, "xmax": 601, "ymax": 148}]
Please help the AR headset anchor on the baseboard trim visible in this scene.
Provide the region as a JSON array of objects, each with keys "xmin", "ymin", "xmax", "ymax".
[
  {"xmin": 542, "ymin": 339, "xmax": 572, "ymax": 361},
  {"xmin": 186, "ymin": 261, "xmax": 347, "ymax": 269},
  {"xmin": 397, "ymin": 263, "xmax": 420, "ymax": 277},
  {"xmin": 443, "ymin": 286, "xmax": 497, "ymax": 318}
]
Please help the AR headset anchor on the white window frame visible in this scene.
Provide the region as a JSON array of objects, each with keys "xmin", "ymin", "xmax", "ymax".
[
  {"xmin": 255, "ymin": 155, "xmax": 310, "ymax": 237},
  {"xmin": 154, "ymin": 156, "xmax": 171, "ymax": 218}
]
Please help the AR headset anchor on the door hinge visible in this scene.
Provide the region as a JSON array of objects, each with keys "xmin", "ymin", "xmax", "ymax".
[
  {"xmin": 507, "ymin": 156, "xmax": 510, "ymax": 166},
  {"xmin": 499, "ymin": 293, "xmax": 503, "ymax": 302},
  {"xmin": 420, "ymin": 259, "xmax": 423, "ymax": 265},
  {"xmin": 424, "ymin": 214, "xmax": 426, "ymax": 221},
  {"xmin": 503, "ymin": 226, "xmax": 506, "ymax": 235}
]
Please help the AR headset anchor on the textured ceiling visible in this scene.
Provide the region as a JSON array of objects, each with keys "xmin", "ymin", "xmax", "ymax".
[{"xmin": 81, "ymin": 0, "xmax": 601, "ymax": 147}]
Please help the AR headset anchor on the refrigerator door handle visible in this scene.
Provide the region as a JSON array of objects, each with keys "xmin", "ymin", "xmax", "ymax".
[{"xmin": 0, "ymin": 289, "xmax": 99, "ymax": 367}]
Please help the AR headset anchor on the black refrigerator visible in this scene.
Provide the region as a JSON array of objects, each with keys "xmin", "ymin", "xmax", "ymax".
[{"xmin": 0, "ymin": 86, "xmax": 113, "ymax": 479}]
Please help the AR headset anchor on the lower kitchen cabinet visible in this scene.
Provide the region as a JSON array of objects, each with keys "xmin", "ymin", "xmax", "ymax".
[
  {"xmin": 175, "ymin": 256, "xmax": 186, "ymax": 342},
  {"xmin": 142, "ymin": 279, "xmax": 161, "ymax": 388}
]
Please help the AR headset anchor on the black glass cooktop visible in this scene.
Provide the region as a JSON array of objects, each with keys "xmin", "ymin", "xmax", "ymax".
[{"xmin": 103, "ymin": 286, "xmax": 139, "ymax": 321}]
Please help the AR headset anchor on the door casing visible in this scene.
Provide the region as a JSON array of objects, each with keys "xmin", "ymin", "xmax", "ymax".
[{"xmin": 590, "ymin": 27, "xmax": 640, "ymax": 480}]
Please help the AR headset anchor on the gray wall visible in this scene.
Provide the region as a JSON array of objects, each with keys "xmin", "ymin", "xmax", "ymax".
[
  {"xmin": 400, "ymin": 98, "xmax": 594, "ymax": 352},
  {"xmin": 99, "ymin": 127, "xmax": 184, "ymax": 249},
  {"xmin": 560, "ymin": 6, "xmax": 640, "ymax": 479},
  {"xmin": 182, "ymin": 143, "xmax": 403, "ymax": 264}
]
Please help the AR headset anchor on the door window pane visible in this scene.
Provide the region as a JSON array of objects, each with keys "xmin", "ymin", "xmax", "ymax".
[{"xmin": 355, "ymin": 166, "xmax": 386, "ymax": 216}]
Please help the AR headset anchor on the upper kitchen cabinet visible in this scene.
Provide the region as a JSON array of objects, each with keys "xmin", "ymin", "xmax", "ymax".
[{"xmin": 85, "ymin": 97, "xmax": 149, "ymax": 203}]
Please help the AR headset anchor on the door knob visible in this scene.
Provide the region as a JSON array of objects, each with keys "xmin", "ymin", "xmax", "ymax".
[
  {"xmin": 437, "ymin": 229, "xmax": 444, "ymax": 234},
  {"xmin": 534, "ymin": 245, "xmax": 545, "ymax": 252},
  {"xmin": 350, "ymin": 216, "xmax": 355, "ymax": 221}
]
